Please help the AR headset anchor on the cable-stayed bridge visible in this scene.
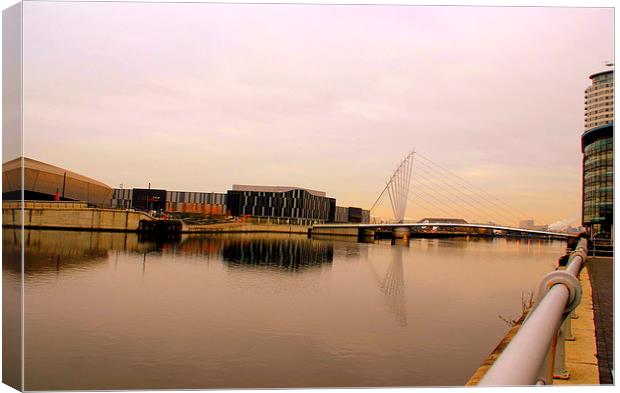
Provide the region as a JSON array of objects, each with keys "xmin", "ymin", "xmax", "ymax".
[{"xmin": 313, "ymin": 150, "xmax": 578, "ymax": 240}]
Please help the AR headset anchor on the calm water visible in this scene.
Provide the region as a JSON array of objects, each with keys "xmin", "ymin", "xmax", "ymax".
[{"xmin": 3, "ymin": 229, "xmax": 566, "ymax": 389}]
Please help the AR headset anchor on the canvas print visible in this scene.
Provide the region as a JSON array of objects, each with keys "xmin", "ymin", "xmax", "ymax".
[{"xmin": 1, "ymin": 1, "xmax": 614, "ymax": 390}]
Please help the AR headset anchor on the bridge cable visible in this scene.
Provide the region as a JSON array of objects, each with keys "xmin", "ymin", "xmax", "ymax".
[
  {"xmin": 408, "ymin": 190, "xmax": 462, "ymax": 219},
  {"xmin": 408, "ymin": 180, "xmax": 496, "ymax": 224},
  {"xmin": 411, "ymin": 157, "xmax": 525, "ymax": 225},
  {"xmin": 410, "ymin": 164, "xmax": 520, "ymax": 225},
  {"xmin": 412, "ymin": 157, "xmax": 523, "ymax": 224},
  {"xmin": 415, "ymin": 153, "xmax": 532, "ymax": 221}
]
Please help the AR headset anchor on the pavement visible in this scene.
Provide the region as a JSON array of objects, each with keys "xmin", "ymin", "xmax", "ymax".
[{"xmin": 586, "ymin": 256, "xmax": 614, "ymax": 385}]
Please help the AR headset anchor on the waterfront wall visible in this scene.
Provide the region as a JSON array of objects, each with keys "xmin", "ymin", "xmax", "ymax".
[
  {"xmin": 181, "ymin": 222, "xmax": 310, "ymax": 234},
  {"xmin": 2, "ymin": 201, "xmax": 154, "ymax": 231},
  {"xmin": 310, "ymin": 226, "xmax": 360, "ymax": 237}
]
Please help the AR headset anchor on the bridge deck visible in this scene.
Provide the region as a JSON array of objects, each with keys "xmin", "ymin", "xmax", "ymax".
[{"xmin": 312, "ymin": 222, "xmax": 577, "ymax": 238}]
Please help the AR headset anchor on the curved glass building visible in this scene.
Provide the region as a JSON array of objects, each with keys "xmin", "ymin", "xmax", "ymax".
[
  {"xmin": 581, "ymin": 69, "xmax": 614, "ymax": 240},
  {"xmin": 581, "ymin": 124, "xmax": 613, "ymax": 238}
]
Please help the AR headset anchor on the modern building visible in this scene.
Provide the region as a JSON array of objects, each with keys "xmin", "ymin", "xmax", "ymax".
[
  {"xmin": 112, "ymin": 188, "xmax": 227, "ymax": 215},
  {"xmin": 581, "ymin": 69, "xmax": 613, "ymax": 240},
  {"xmin": 333, "ymin": 206, "xmax": 371, "ymax": 224},
  {"xmin": 584, "ymin": 70, "xmax": 614, "ymax": 130},
  {"xmin": 581, "ymin": 124, "xmax": 613, "ymax": 239},
  {"xmin": 165, "ymin": 190, "xmax": 227, "ymax": 215},
  {"xmin": 226, "ymin": 185, "xmax": 336, "ymax": 225},
  {"xmin": 2, "ymin": 157, "xmax": 113, "ymax": 207}
]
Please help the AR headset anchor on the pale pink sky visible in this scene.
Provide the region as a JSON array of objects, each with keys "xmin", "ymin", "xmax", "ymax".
[{"xmin": 11, "ymin": 2, "xmax": 614, "ymax": 224}]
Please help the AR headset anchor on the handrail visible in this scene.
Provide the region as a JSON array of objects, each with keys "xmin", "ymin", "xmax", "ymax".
[{"xmin": 478, "ymin": 238, "xmax": 588, "ymax": 386}]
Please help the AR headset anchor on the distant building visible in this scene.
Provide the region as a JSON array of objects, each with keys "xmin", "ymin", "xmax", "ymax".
[
  {"xmin": 417, "ymin": 218, "xmax": 468, "ymax": 224},
  {"xmin": 581, "ymin": 69, "xmax": 613, "ymax": 240},
  {"xmin": 132, "ymin": 188, "xmax": 167, "ymax": 212},
  {"xmin": 333, "ymin": 206, "xmax": 370, "ymax": 224},
  {"xmin": 112, "ymin": 188, "xmax": 227, "ymax": 215},
  {"xmin": 226, "ymin": 185, "xmax": 336, "ymax": 225},
  {"xmin": 519, "ymin": 219, "xmax": 536, "ymax": 229},
  {"xmin": 165, "ymin": 190, "xmax": 227, "ymax": 215},
  {"xmin": 3, "ymin": 157, "xmax": 113, "ymax": 207}
]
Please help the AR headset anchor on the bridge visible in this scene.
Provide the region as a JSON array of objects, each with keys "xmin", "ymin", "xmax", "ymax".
[
  {"xmin": 313, "ymin": 150, "xmax": 578, "ymax": 240},
  {"xmin": 312, "ymin": 222, "xmax": 577, "ymax": 239}
]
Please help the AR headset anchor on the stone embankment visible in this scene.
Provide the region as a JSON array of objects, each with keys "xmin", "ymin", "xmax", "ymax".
[
  {"xmin": 2, "ymin": 201, "xmax": 155, "ymax": 232},
  {"xmin": 2, "ymin": 201, "xmax": 310, "ymax": 234}
]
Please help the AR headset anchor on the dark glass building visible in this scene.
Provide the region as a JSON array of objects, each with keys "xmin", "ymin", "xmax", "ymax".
[
  {"xmin": 226, "ymin": 185, "xmax": 336, "ymax": 225},
  {"xmin": 131, "ymin": 188, "xmax": 167, "ymax": 212},
  {"xmin": 581, "ymin": 123, "xmax": 613, "ymax": 239}
]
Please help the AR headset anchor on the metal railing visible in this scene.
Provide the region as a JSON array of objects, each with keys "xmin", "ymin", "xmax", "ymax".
[{"xmin": 478, "ymin": 238, "xmax": 588, "ymax": 386}]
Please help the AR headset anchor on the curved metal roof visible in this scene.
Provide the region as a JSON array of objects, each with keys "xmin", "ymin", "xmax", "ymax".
[
  {"xmin": 3, "ymin": 157, "xmax": 111, "ymax": 189},
  {"xmin": 2, "ymin": 157, "xmax": 113, "ymax": 206}
]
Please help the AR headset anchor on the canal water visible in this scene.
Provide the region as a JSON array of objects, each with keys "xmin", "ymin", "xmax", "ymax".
[{"xmin": 4, "ymin": 229, "xmax": 566, "ymax": 389}]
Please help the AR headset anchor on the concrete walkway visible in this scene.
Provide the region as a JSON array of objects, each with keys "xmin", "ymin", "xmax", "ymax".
[{"xmin": 586, "ymin": 256, "xmax": 614, "ymax": 385}]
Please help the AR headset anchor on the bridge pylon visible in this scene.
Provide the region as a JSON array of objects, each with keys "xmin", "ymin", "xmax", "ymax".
[{"xmin": 370, "ymin": 150, "xmax": 415, "ymax": 223}]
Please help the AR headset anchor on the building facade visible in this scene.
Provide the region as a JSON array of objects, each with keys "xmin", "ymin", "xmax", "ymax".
[
  {"xmin": 333, "ymin": 206, "xmax": 371, "ymax": 224},
  {"xmin": 581, "ymin": 124, "xmax": 613, "ymax": 238},
  {"xmin": 112, "ymin": 188, "xmax": 227, "ymax": 215},
  {"xmin": 584, "ymin": 70, "xmax": 614, "ymax": 130},
  {"xmin": 581, "ymin": 69, "xmax": 613, "ymax": 240},
  {"xmin": 226, "ymin": 185, "xmax": 336, "ymax": 225},
  {"xmin": 165, "ymin": 191, "xmax": 227, "ymax": 215}
]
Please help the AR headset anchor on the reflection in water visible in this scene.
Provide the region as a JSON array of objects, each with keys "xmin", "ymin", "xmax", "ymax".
[
  {"xmin": 381, "ymin": 247, "xmax": 408, "ymax": 327},
  {"xmin": 3, "ymin": 229, "xmax": 336, "ymax": 274},
  {"xmin": 222, "ymin": 237, "xmax": 333, "ymax": 270},
  {"xmin": 367, "ymin": 247, "xmax": 408, "ymax": 327},
  {"xmin": 5, "ymin": 228, "xmax": 568, "ymax": 389},
  {"xmin": 4, "ymin": 229, "xmax": 107, "ymax": 274}
]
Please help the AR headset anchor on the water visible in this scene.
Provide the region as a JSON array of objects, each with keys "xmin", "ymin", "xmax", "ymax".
[{"xmin": 3, "ymin": 229, "xmax": 566, "ymax": 389}]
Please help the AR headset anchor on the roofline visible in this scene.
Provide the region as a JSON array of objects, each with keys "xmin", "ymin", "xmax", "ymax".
[
  {"xmin": 231, "ymin": 184, "xmax": 327, "ymax": 197},
  {"xmin": 589, "ymin": 70, "xmax": 614, "ymax": 80},
  {"xmin": 2, "ymin": 156, "xmax": 112, "ymax": 189}
]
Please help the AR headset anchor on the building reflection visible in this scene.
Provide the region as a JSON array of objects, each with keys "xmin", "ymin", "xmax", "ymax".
[
  {"xmin": 222, "ymin": 237, "xmax": 334, "ymax": 271},
  {"xmin": 2, "ymin": 228, "xmax": 158, "ymax": 274},
  {"xmin": 4, "ymin": 229, "xmax": 338, "ymax": 274}
]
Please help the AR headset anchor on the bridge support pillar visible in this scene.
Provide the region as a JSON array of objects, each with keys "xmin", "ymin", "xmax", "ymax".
[
  {"xmin": 392, "ymin": 226, "xmax": 410, "ymax": 239},
  {"xmin": 358, "ymin": 228, "xmax": 376, "ymax": 243},
  {"xmin": 391, "ymin": 227, "xmax": 411, "ymax": 246}
]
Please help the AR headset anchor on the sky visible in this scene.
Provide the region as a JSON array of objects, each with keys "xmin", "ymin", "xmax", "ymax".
[{"xmin": 4, "ymin": 2, "xmax": 614, "ymax": 224}]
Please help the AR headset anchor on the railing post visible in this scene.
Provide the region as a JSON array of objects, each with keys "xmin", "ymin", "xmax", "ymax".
[
  {"xmin": 565, "ymin": 313, "xmax": 576, "ymax": 341},
  {"xmin": 536, "ymin": 344, "xmax": 554, "ymax": 385},
  {"xmin": 553, "ymin": 315, "xmax": 571, "ymax": 380}
]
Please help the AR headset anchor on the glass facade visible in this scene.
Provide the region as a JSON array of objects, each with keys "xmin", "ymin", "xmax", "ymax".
[
  {"xmin": 226, "ymin": 188, "xmax": 336, "ymax": 224},
  {"xmin": 582, "ymin": 125, "xmax": 613, "ymax": 238}
]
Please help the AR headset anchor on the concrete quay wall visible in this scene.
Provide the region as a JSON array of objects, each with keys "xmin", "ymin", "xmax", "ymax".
[
  {"xmin": 181, "ymin": 222, "xmax": 310, "ymax": 234},
  {"xmin": 310, "ymin": 226, "xmax": 360, "ymax": 237},
  {"xmin": 2, "ymin": 201, "xmax": 154, "ymax": 231}
]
